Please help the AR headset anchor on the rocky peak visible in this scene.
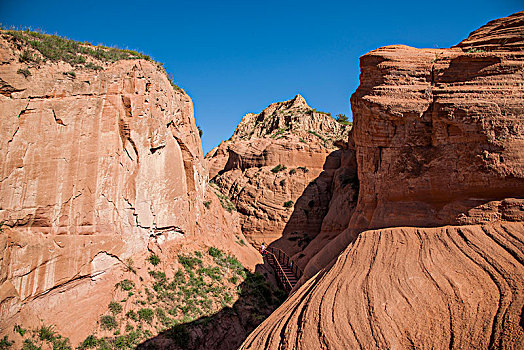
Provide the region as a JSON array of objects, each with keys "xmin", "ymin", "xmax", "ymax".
[{"xmin": 231, "ymin": 94, "xmax": 346, "ymax": 141}]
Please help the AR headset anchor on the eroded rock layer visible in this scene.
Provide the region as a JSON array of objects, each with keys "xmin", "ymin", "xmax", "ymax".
[
  {"xmin": 205, "ymin": 95, "xmax": 352, "ymax": 263},
  {"xmin": 242, "ymin": 222, "xmax": 524, "ymax": 349},
  {"xmin": 0, "ymin": 31, "xmax": 260, "ymax": 345},
  {"xmin": 242, "ymin": 11, "xmax": 524, "ymax": 349}
]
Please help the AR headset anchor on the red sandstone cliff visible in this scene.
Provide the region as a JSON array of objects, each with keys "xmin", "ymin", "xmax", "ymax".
[
  {"xmin": 242, "ymin": 11, "xmax": 524, "ymax": 349},
  {"xmin": 205, "ymin": 95, "xmax": 353, "ymax": 267},
  {"xmin": 0, "ymin": 31, "xmax": 260, "ymax": 346}
]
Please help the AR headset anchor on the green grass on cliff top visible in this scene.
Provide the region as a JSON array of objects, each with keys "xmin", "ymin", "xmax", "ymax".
[{"xmin": 2, "ymin": 28, "xmax": 183, "ymax": 91}]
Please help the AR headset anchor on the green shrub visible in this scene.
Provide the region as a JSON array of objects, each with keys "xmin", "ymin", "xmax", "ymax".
[
  {"xmin": 178, "ymin": 254, "xmax": 202, "ymax": 270},
  {"xmin": 124, "ymin": 258, "xmax": 136, "ymax": 274},
  {"xmin": 203, "ymin": 201, "xmax": 211, "ymax": 209},
  {"xmin": 125, "ymin": 310, "xmax": 138, "ymax": 321},
  {"xmin": 100, "ymin": 315, "xmax": 117, "ymax": 330},
  {"xmin": 38, "ymin": 324, "xmax": 55, "ymax": 341},
  {"xmin": 297, "ymin": 166, "xmax": 309, "ymax": 172},
  {"xmin": 0, "ymin": 336, "xmax": 13, "ymax": 350},
  {"xmin": 466, "ymin": 47, "xmax": 485, "ymax": 53},
  {"xmin": 197, "ymin": 267, "xmax": 222, "ymax": 281},
  {"xmin": 22, "ymin": 339, "xmax": 39, "ymax": 350},
  {"xmin": 336, "ymin": 114, "xmax": 350, "ymax": 124},
  {"xmin": 271, "ymin": 164, "xmax": 286, "ymax": 173},
  {"xmin": 147, "ymin": 254, "xmax": 160, "ymax": 266},
  {"xmin": 289, "ymin": 168, "xmax": 296, "ymax": 175},
  {"xmin": 118, "ymin": 279, "xmax": 135, "ymax": 291},
  {"xmin": 137, "ymin": 308, "xmax": 154, "ymax": 324},
  {"xmin": 197, "ymin": 126, "xmax": 203, "ymax": 137},
  {"xmin": 307, "ymin": 130, "xmax": 326, "ymax": 142},
  {"xmin": 283, "ymin": 200, "xmax": 294, "ymax": 208},
  {"xmin": 62, "ymin": 71, "xmax": 75, "ymax": 78},
  {"xmin": 108, "ymin": 301, "xmax": 123, "ymax": 315},
  {"xmin": 78, "ymin": 335, "xmax": 98, "ymax": 349},
  {"xmin": 51, "ymin": 336, "xmax": 71, "ymax": 350},
  {"xmin": 13, "ymin": 324, "xmax": 26, "ymax": 336},
  {"xmin": 84, "ymin": 62, "xmax": 103, "ymax": 70},
  {"xmin": 19, "ymin": 49, "xmax": 39, "ymax": 63},
  {"xmin": 17, "ymin": 68, "xmax": 31, "ymax": 77},
  {"xmin": 208, "ymin": 247, "xmax": 223, "ymax": 259}
]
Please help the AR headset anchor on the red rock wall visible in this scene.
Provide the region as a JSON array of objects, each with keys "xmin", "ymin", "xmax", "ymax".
[
  {"xmin": 0, "ymin": 34, "xmax": 259, "ymax": 343},
  {"xmin": 242, "ymin": 11, "xmax": 524, "ymax": 349}
]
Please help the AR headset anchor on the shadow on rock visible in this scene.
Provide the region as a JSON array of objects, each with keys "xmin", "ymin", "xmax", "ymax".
[{"xmin": 137, "ymin": 263, "xmax": 286, "ymax": 350}]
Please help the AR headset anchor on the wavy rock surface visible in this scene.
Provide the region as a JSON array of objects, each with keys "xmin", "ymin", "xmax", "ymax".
[
  {"xmin": 242, "ymin": 11, "xmax": 524, "ymax": 349},
  {"xmin": 0, "ymin": 32, "xmax": 258, "ymax": 344},
  {"xmin": 242, "ymin": 222, "xmax": 524, "ymax": 349}
]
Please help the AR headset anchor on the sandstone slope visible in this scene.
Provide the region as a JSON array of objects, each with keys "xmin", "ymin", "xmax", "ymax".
[
  {"xmin": 242, "ymin": 11, "xmax": 524, "ymax": 349},
  {"xmin": 0, "ymin": 30, "xmax": 260, "ymax": 347},
  {"xmin": 243, "ymin": 222, "xmax": 524, "ymax": 349}
]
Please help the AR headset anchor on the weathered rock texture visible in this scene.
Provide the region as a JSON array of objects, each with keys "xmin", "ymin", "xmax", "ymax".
[
  {"xmin": 243, "ymin": 222, "xmax": 524, "ymax": 349},
  {"xmin": 205, "ymin": 95, "xmax": 352, "ymax": 263},
  {"xmin": 0, "ymin": 31, "xmax": 259, "ymax": 345},
  {"xmin": 242, "ymin": 11, "xmax": 524, "ymax": 349}
]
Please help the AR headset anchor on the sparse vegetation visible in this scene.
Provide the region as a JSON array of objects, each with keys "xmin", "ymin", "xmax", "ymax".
[
  {"xmin": 147, "ymin": 254, "xmax": 161, "ymax": 266},
  {"xmin": 197, "ymin": 126, "xmax": 203, "ymax": 137},
  {"xmin": 38, "ymin": 324, "xmax": 55, "ymax": 342},
  {"xmin": 137, "ymin": 308, "xmax": 154, "ymax": 324},
  {"xmin": 0, "ymin": 336, "xmax": 13, "ymax": 350},
  {"xmin": 307, "ymin": 130, "xmax": 326, "ymax": 143},
  {"xmin": 308, "ymin": 108, "xmax": 331, "ymax": 116},
  {"xmin": 270, "ymin": 128, "xmax": 286, "ymax": 139},
  {"xmin": 108, "ymin": 301, "xmax": 123, "ymax": 315},
  {"xmin": 10, "ymin": 246, "xmax": 287, "ymax": 349},
  {"xmin": 297, "ymin": 166, "xmax": 309, "ymax": 172},
  {"xmin": 336, "ymin": 114, "xmax": 351, "ymax": 125},
  {"xmin": 100, "ymin": 315, "xmax": 118, "ymax": 330},
  {"xmin": 5, "ymin": 29, "xmax": 151, "ymax": 66},
  {"xmin": 3, "ymin": 29, "xmax": 184, "ymax": 92},
  {"xmin": 118, "ymin": 279, "xmax": 135, "ymax": 291},
  {"xmin": 283, "ymin": 200, "xmax": 294, "ymax": 208},
  {"xmin": 14, "ymin": 324, "xmax": 26, "ymax": 336},
  {"xmin": 124, "ymin": 258, "xmax": 136, "ymax": 274},
  {"xmin": 289, "ymin": 168, "xmax": 296, "ymax": 175},
  {"xmin": 271, "ymin": 164, "xmax": 287, "ymax": 173},
  {"xmin": 17, "ymin": 68, "xmax": 31, "ymax": 77},
  {"xmin": 203, "ymin": 200, "xmax": 211, "ymax": 209},
  {"xmin": 209, "ymin": 183, "xmax": 236, "ymax": 212}
]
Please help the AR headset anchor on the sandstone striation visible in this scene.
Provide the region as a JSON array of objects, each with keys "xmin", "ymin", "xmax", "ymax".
[
  {"xmin": 0, "ymin": 31, "xmax": 260, "ymax": 346},
  {"xmin": 242, "ymin": 11, "xmax": 524, "ymax": 349},
  {"xmin": 205, "ymin": 95, "xmax": 352, "ymax": 262},
  {"xmin": 243, "ymin": 222, "xmax": 524, "ymax": 349}
]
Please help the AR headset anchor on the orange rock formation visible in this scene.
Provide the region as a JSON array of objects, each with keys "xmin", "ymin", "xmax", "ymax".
[
  {"xmin": 242, "ymin": 11, "xmax": 524, "ymax": 349},
  {"xmin": 0, "ymin": 32, "xmax": 259, "ymax": 345},
  {"xmin": 205, "ymin": 95, "xmax": 352, "ymax": 262}
]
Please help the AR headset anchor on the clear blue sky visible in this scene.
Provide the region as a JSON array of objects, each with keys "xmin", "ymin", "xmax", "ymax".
[{"xmin": 1, "ymin": 1, "xmax": 522, "ymax": 153}]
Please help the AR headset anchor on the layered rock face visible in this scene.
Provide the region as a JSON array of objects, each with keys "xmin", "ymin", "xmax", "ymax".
[
  {"xmin": 242, "ymin": 11, "xmax": 524, "ymax": 349},
  {"xmin": 0, "ymin": 32, "xmax": 259, "ymax": 344},
  {"xmin": 243, "ymin": 223, "xmax": 524, "ymax": 349},
  {"xmin": 205, "ymin": 95, "xmax": 352, "ymax": 261}
]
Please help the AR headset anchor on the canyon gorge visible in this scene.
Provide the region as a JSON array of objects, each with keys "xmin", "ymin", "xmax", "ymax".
[{"xmin": 0, "ymin": 10, "xmax": 523, "ymax": 350}]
